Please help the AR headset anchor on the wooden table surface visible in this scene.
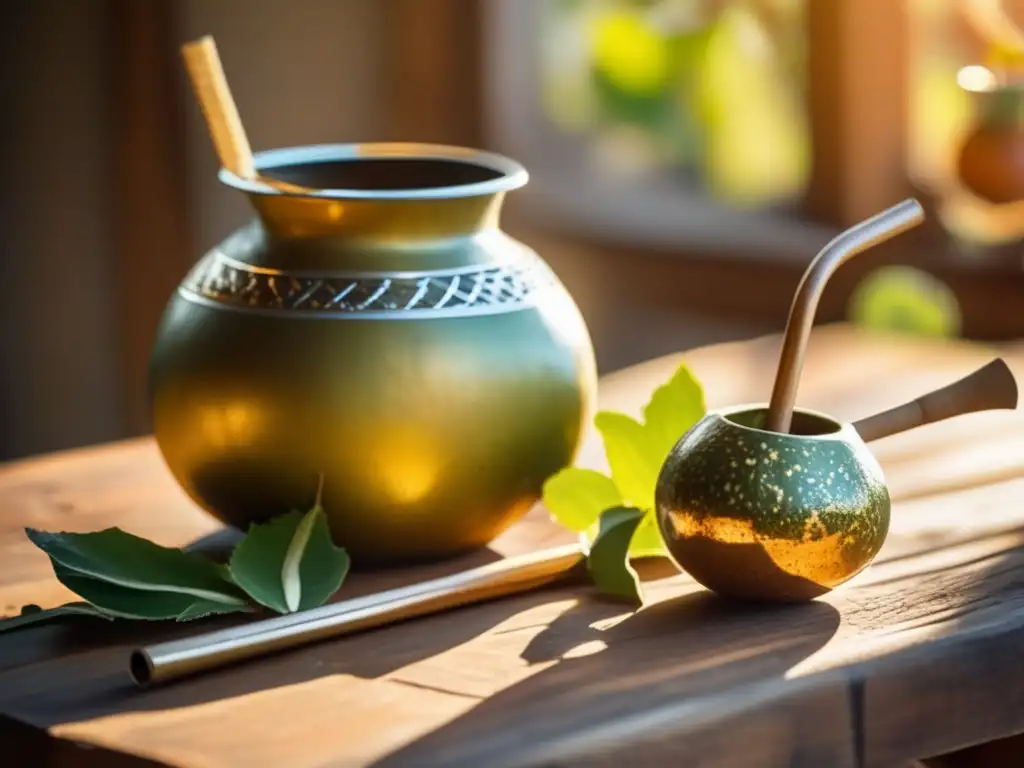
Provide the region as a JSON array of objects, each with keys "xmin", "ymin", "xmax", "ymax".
[{"xmin": 4, "ymin": 324, "xmax": 1024, "ymax": 767}]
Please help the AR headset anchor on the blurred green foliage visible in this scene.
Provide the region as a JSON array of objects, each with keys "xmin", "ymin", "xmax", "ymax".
[
  {"xmin": 848, "ymin": 266, "xmax": 962, "ymax": 339},
  {"xmin": 540, "ymin": 0, "xmax": 980, "ymax": 204},
  {"xmin": 539, "ymin": 0, "xmax": 809, "ymax": 206}
]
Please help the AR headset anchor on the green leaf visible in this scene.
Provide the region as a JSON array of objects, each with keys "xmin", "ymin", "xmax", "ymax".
[
  {"xmin": 628, "ymin": 511, "xmax": 667, "ymax": 559},
  {"xmin": 594, "ymin": 411, "xmax": 662, "ymax": 510},
  {"xmin": 229, "ymin": 486, "xmax": 350, "ymax": 614},
  {"xmin": 642, "ymin": 363, "xmax": 706, "ymax": 462},
  {"xmin": 0, "ymin": 602, "xmax": 113, "ymax": 634},
  {"xmin": 52, "ymin": 564, "xmax": 250, "ymax": 621},
  {"xmin": 543, "ymin": 362, "xmax": 705, "ymax": 561},
  {"xmin": 542, "ymin": 468, "xmax": 623, "ymax": 532},
  {"xmin": 848, "ymin": 266, "xmax": 961, "ymax": 339},
  {"xmin": 176, "ymin": 601, "xmax": 247, "ymax": 622},
  {"xmin": 26, "ymin": 528, "xmax": 248, "ymax": 607},
  {"xmin": 587, "ymin": 507, "xmax": 646, "ymax": 605}
]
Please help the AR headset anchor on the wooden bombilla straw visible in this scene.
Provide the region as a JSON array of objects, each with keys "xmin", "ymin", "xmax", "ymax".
[
  {"xmin": 765, "ymin": 199, "xmax": 927, "ymax": 434},
  {"xmin": 180, "ymin": 36, "xmax": 312, "ymax": 195},
  {"xmin": 852, "ymin": 357, "xmax": 1019, "ymax": 442}
]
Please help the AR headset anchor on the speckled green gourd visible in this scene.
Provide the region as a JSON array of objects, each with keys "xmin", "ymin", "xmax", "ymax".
[{"xmin": 655, "ymin": 405, "xmax": 890, "ymax": 601}]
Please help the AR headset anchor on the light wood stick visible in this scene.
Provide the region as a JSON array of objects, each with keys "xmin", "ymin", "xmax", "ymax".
[
  {"xmin": 181, "ymin": 36, "xmax": 256, "ymax": 180},
  {"xmin": 853, "ymin": 358, "xmax": 1019, "ymax": 443}
]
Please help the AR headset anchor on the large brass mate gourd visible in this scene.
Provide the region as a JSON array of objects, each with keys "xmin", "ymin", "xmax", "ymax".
[{"xmin": 149, "ymin": 143, "xmax": 597, "ymax": 564}]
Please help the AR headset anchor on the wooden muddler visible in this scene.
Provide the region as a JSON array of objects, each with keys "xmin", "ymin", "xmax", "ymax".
[
  {"xmin": 853, "ymin": 357, "xmax": 1019, "ymax": 442},
  {"xmin": 180, "ymin": 35, "xmax": 311, "ymax": 194},
  {"xmin": 180, "ymin": 36, "xmax": 256, "ymax": 180}
]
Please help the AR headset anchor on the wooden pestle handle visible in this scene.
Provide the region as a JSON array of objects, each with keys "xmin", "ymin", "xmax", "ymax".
[{"xmin": 853, "ymin": 358, "xmax": 1019, "ymax": 443}]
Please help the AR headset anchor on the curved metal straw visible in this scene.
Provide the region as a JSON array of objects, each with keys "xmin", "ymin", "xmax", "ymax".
[{"xmin": 765, "ymin": 199, "xmax": 926, "ymax": 433}]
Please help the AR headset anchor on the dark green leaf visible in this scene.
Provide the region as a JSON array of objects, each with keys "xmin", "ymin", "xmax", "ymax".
[
  {"xmin": 628, "ymin": 511, "xmax": 666, "ymax": 558},
  {"xmin": 26, "ymin": 528, "xmax": 248, "ymax": 607},
  {"xmin": 642, "ymin": 363, "xmax": 706, "ymax": 461},
  {"xmin": 0, "ymin": 602, "xmax": 113, "ymax": 633},
  {"xmin": 176, "ymin": 601, "xmax": 247, "ymax": 622},
  {"xmin": 52, "ymin": 564, "xmax": 250, "ymax": 621},
  {"xmin": 594, "ymin": 411, "xmax": 662, "ymax": 510},
  {"xmin": 587, "ymin": 506, "xmax": 646, "ymax": 606},
  {"xmin": 542, "ymin": 468, "xmax": 623, "ymax": 532},
  {"xmin": 229, "ymin": 501, "xmax": 350, "ymax": 614}
]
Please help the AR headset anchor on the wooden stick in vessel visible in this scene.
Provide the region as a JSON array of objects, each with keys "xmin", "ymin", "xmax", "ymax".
[
  {"xmin": 180, "ymin": 35, "xmax": 256, "ymax": 180},
  {"xmin": 180, "ymin": 35, "xmax": 312, "ymax": 194}
]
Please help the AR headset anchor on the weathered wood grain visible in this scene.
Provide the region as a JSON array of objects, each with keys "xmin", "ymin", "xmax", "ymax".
[{"xmin": 2, "ymin": 325, "xmax": 1024, "ymax": 767}]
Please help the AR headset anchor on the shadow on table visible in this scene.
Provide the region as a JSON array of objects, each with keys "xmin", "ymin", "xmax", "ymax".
[
  {"xmin": 0, "ymin": 713, "xmax": 166, "ymax": 768},
  {"xmin": 1, "ymin": 533, "xmax": 840, "ymax": 747},
  {"xmin": 0, "ymin": 536, "xmax": 572, "ymax": 727},
  {"xmin": 0, "ymin": 529, "xmax": 505, "ymax": 673},
  {"xmin": 854, "ymin": 542, "xmax": 1024, "ymax": 768},
  {"xmin": 12, "ymin": 532, "xmax": 1024, "ymax": 767},
  {"xmin": 373, "ymin": 590, "xmax": 842, "ymax": 767}
]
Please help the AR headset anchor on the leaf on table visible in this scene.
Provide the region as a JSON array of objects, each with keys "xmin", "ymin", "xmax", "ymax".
[
  {"xmin": 594, "ymin": 411, "xmax": 662, "ymax": 511},
  {"xmin": 587, "ymin": 506, "xmax": 646, "ymax": 606},
  {"xmin": 542, "ymin": 467, "xmax": 623, "ymax": 532},
  {"xmin": 0, "ymin": 602, "xmax": 113, "ymax": 634},
  {"xmin": 642, "ymin": 362, "xmax": 706, "ymax": 461},
  {"xmin": 229, "ymin": 489, "xmax": 350, "ymax": 614},
  {"xmin": 52, "ymin": 564, "xmax": 251, "ymax": 621},
  {"xmin": 25, "ymin": 527, "xmax": 249, "ymax": 607},
  {"xmin": 176, "ymin": 600, "xmax": 248, "ymax": 622}
]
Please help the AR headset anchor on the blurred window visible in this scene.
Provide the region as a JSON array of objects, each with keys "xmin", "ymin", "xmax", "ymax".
[
  {"xmin": 484, "ymin": 0, "xmax": 826, "ymax": 255},
  {"xmin": 534, "ymin": 0, "xmax": 810, "ymax": 210},
  {"xmin": 484, "ymin": 0, "xmax": 1024, "ymax": 255}
]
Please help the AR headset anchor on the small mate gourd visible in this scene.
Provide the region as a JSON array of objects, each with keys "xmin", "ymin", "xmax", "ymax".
[{"xmin": 655, "ymin": 200, "xmax": 1019, "ymax": 601}]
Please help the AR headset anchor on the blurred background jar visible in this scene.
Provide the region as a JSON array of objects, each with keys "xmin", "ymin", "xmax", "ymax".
[{"xmin": 932, "ymin": 1, "xmax": 1024, "ymax": 259}]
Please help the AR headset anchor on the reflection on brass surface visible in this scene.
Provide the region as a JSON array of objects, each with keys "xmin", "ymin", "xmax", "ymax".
[
  {"xmin": 149, "ymin": 144, "xmax": 597, "ymax": 564},
  {"xmin": 131, "ymin": 544, "xmax": 586, "ymax": 687},
  {"xmin": 655, "ymin": 406, "xmax": 890, "ymax": 602}
]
